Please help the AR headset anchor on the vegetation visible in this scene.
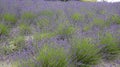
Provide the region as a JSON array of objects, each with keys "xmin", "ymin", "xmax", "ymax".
[
  {"xmin": 0, "ymin": 23, "xmax": 9, "ymax": 36},
  {"xmin": 3, "ymin": 13, "xmax": 17, "ymax": 23},
  {"xmin": 19, "ymin": 23, "xmax": 31, "ymax": 35},
  {"xmin": 36, "ymin": 44, "xmax": 68, "ymax": 67},
  {"xmin": 0, "ymin": 4, "xmax": 120, "ymax": 67},
  {"xmin": 70, "ymin": 38, "xmax": 101, "ymax": 67},
  {"xmin": 99, "ymin": 32, "xmax": 120, "ymax": 61}
]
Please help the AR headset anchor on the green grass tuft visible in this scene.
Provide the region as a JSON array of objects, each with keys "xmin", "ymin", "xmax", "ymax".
[
  {"xmin": 19, "ymin": 23, "xmax": 31, "ymax": 35},
  {"xmin": 21, "ymin": 12, "xmax": 36, "ymax": 22},
  {"xmin": 36, "ymin": 44, "xmax": 68, "ymax": 67},
  {"xmin": 71, "ymin": 13, "xmax": 84, "ymax": 21},
  {"xmin": 9, "ymin": 36, "xmax": 25, "ymax": 51},
  {"xmin": 99, "ymin": 32, "xmax": 120, "ymax": 61},
  {"xmin": 71, "ymin": 38, "xmax": 101, "ymax": 67},
  {"xmin": 3, "ymin": 13, "xmax": 17, "ymax": 23},
  {"xmin": 109, "ymin": 14, "xmax": 120, "ymax": 24},
  {"xmin": 0, "ymin": 23, "xmax": 9, "ymax": 36}
]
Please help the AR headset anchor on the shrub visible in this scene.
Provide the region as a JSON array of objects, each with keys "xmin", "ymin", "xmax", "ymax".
[
  {"xmin": 92, "ymin": 18, "xmax": 107, "ymax": 29},
  {"xmin": 71, "ymin": 13, "xmax": 84, "ymax": 21},
  {"xmin": 55, "ymin": 23, "xmax": 76, "ymax": 40},
  {"xmin": 83, "ymin": 25, "xmax": 92, "ymax": 32},
  {"xmin": 71, "ymin": 38, "xmax": 101, "ymax": 67},
  {"xmin": 0, "ymin": 23, "xmax": 9, "ymax": 36},
  {"xmin": 19, "ymin": 23, "xmax": 31, "ymax": 35},
  {"xmin": 36, "ymin": 44, "xmax": 68, "ymax": 67},
  {"xmin": 21, "ymin": 12, "xmax": 35, "ymax": 20},
  {"xmin": 99, "ymin": 32, "xmax": 120, "ymax": 61},
  {"xmin": 39, "ymin": 10, "xmax": 54, "ymax": 17},
  {"xmin": 3, "ymin": 13, "xmax": 17, "ymax": 23},
  {"xmin": 109, "ymin": 14, "xmax": 120, "ymax": 24},
  {"xmin": 36, "ymin": 18, "xmax": 50, "ymax": 29},
  {"xmin": 9, "ymin": 36, "xmax": 25, "ymax": 51}
]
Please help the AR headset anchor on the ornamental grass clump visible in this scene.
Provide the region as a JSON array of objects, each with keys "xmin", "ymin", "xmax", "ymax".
[
  {"xmin": 39, "ymin": 10, "xmax": 54, "ymax": 17},
  {"xmin": 21, "ymin": 12, "xmax": 36, "ymax": 23},
  {"xmin": 0, "ymin": 23, "xmax": 9, "ymax": 36},
  {"xmin": 92, "ymin": 18, "xmax": 107, "ymax": 29},
  {"xmin": 55, "ymin": 23, "xmax": 76, "ymax": 41},
  {"xmin": 36, "ymin": 44, "xmax": 68, "ymax": 67},
  {"xmin": 36, "ymin": 18, "xmax": 50, "ymax": 29},
  {"xmin": 70, "ymin": 38, "xmax": 101, "ymax": 67},
  {"xmin": 99, "ymin": 32, "xmax": 120, "ymax": 61},
  {"xmin": 71, "ymin": 13, "xmax": 84, "ymax": 25},
  {"xmin": 3, "ymin": 13, "xmax": 17, "ymax": 24},
  {"xmin": 21, "ymin": 12, "xmax": 35, "ymax": 20},
  {"xmin": 19, "ymin": 23, "xmax": 31, "ymax": 35},
  {"xmin": 109, "ymin": 14, "xmax": 120, "ymax": 24},
  {"xmin": 9, "ymin": 36, "xmax": 25, "ymax": 51}
]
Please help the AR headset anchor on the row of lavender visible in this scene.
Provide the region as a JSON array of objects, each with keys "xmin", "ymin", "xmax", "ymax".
[{"xmin": 0, "ymin": 1, "xmax": 120, "ymax": 67}]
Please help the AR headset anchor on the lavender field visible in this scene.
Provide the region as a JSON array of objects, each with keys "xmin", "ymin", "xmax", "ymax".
[{"xmin": 0, "ymin": 0, "xmax": 120, "ymax": 67}]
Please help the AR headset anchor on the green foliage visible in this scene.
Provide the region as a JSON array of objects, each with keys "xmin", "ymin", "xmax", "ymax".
[
  {"xmin": 36, "ymin": 44, "xmax": 68, "ymax": 67},
  {"xmin": 0, "ymin": 36, "xmax": 25, "ymax": 55},
  {"xmin": 3, "ymin": 13, "xmax": 17, "ymax": 23},
  {"xmin": 0, "ymin": 23, "xmax": 9, "ymax": 35},
  {"xmin": 40, "ymin": 10, "xmax": 54, "ymax": 17},
  {"xmin": 37, "ymin": 18, "xmax": 50, "ymax": 29},
  {"xmin": 71, "ymin": 38, "xmax": 101, "ymax": 67},
  {"xmin": 19, "ymin": 23, "xmax": 31, "ymax": 35},
  {"xmin": 21, "ymin": 12, "xmax": 35, "ymax": 20},
  {"xmin": 9, "ymin": 36, "xmax": 25, "ymax": 51},
  {"xmin": 99, "ymin": 32, "xmax": 120, "ymax": 61},
  {"xmin": 92, "ymin": 18, "xmax": 106, "ymax": 27},
  {"xmin": 0, "ymin": 45, "xmax": 14, "ymax": 55},
  {"xmin": 33, "ymin": 32, "xmax": 55, "ymax": 41},
  {"xmin": 109, "ymin": 14, "xmax": 120, "ymax": 24},
  {"xmin": 71, "ymin": 13, "xmax": 84, "ymax": 21},
  {"xmin": 56, "ymin": 23, "xmax": 76, "ymax": 36},
  {"xmin": 13, "ymin": 60, "xmax": 36, "ymax": 67},
  {"xmin": 83, "ymin": 25, "xmax": 92, "ymax": 32}
]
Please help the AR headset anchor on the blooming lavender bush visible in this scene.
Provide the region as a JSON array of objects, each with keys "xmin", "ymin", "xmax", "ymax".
[{"xmin": 0, "ymin": 1, "xmax": 120, "ymax": 67}]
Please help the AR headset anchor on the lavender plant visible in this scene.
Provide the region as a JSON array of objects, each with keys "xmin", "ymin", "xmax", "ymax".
[
  {"xmin": 36, "ymin": 44, "xmax": 68, "ymax": 67},
  {"xmin": 19, "ymin": 23, "xmax": 31, "ymax": 35},
  {"xmin": 108, "ymin": 14, "xmax": 120, "ymax": 24},
  {"xmin": 39, "ymin": 10, "xmax": 54, "ymax": 17},
  {"xmin": 0, "ymin": 23, "xmax": 9, "ymax": 36},
  {"xmin": 55, "ymin": 23, "xmax": 76, "ymax": 41},
  {"xmin": 71, "ymin": 13, "xmax": 84, "ymax": 25},
  {"xmin": 3, "ymin": 13, "xmax": 17, "ymax": 24},
  {"xmin": 99, "ymin": 32, "xmax": 120, "ymax": 61},
  {"xmin": 21, "ymin": 12, "xmax": 35, "ymax": 20},
  {"xmin": 70, "ymin": 38, "xmax": 101, "ymax": 67},
  {"xmin": 9, "ymin": 36, "xmax": 25, "ymax": 51},
  {"xmin": 21, "ymin": 12, "xmax": 36, "ymax": 24},
  {"xmin": 91, "ymin": 18, "xmax": 109, "ymax": 29},
  {"xmin": 36, "ymin": 18, "xmax": 50, "ymax": 30}
]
